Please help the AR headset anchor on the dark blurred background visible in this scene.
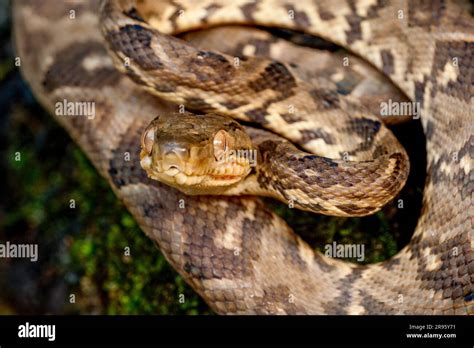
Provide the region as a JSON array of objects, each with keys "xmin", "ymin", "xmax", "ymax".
[{"xmin": 0, "ymin": 0, "xmax": 426, "ymax": 314}]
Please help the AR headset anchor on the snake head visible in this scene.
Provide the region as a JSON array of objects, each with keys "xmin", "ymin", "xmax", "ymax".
[{"xmin": 140, "ymin": 112, "xmax": 254, "ymax": 194}]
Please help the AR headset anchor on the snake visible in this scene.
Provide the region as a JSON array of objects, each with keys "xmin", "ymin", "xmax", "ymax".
[{"xmin": 13, "ymin": 0, "xmax": 473, "ymax": 314}]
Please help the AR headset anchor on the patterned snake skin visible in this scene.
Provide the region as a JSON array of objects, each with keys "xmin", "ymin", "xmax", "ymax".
[
  {"xmin": 13, "ymin": 0, "xmax": 473, "ymax": 314},
  {"xmin": 101, "ymin": 1, "xmax": 410, "ymax": 217}
]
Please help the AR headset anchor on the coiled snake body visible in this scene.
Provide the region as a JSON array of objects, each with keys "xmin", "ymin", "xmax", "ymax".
[{"xmin": 14, "ymin": 0, "xmax": 473, "ymax": 314}]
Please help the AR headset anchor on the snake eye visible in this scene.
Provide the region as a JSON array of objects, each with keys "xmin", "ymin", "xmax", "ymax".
[
  {"xmin": 141, "ymin": 126, "xmax": 155, "ymax": 155},
  {"xmin": 213, "ymin": 129, "xmax": 229, "ymax": 161}
]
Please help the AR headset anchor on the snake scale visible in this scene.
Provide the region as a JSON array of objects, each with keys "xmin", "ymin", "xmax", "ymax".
[{"xmin": 13, "ymin": 0, "xmax": 473, "ymax": 314}]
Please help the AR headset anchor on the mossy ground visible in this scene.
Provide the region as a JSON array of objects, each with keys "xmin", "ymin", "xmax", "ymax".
[{"xmin": 0, "ymin": 1, "xmax": 425, "ymax": 314}]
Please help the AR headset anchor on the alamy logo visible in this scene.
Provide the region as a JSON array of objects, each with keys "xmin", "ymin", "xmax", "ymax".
[
  {"xmin": 217, "ymin": 149, "xmax": 258, "ymax": 167},
  {"xmin": 18, "ymin": 322, "xmax": 55, "ymax": 341},
  {"xmin": 0, "ymin": 241, "xmax": 38, "ymax": 262},
  {"xmin": 55, "ymin": 99, "xmax": 96, "ymax": 119},
  {"xmin": 324, "ymin": 241, "xmax": 365, "ymax": 262},
  {"xmin": 380, "ymin": 99, "xmax": 420, "ymax": 119}
]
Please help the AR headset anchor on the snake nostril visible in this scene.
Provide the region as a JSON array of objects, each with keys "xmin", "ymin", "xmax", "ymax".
[{"xmin": 163, "ymin": 163, "xmax": 181, "ymax": 172}]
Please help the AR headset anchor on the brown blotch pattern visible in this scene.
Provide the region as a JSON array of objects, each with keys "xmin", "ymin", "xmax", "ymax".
[
  {"xmin": 280, "ymin": 112, "xmax": 305, "ymax": 124},
  {"xmin": 105, "ymin": 24, "xmax": 164, "ymax": 70},
  {"xmin": 372, "ymin": 145, "xmax": 388, "ymax": 158},
  {"xmin": 428, "ymin": 138, "xmax": 472, "ymax": 201},
  {"xmin": 414, "ymin": 80, "xmax": 427, "ymax": 109},
  {"xmin": 424, "ymin": 120, "xmax": 435, "ymax": 141},
  {"xmin": 181, "ymin": 199, "xmax": 270, "ymax": 281},
  {"xmin": 299, "ymin": 128, "xmax": 335, "ymax": 145},
  {"xmin": 220, "ymin": 101, "xmax": 243, "ymax": 110},
  {"xmin": 344, "ymin": 1, "xmax": 363, "ymax": 44},
  {"xmin": 167, "ymin": 2, "xmax": 185, "ymax": 31},
  {"xmin": 202, "ymin": 3, "xmax": 222, "ymax": 23},
  {"xmin": 253, "ymin": 285, "xmax": 307, "ymax": 314},
  {"xmin": 412, "ymin": 231, "xmax": 473, "ymax": 303},
  {"xmin": 248, "ymin": 61, "xmax": 297, "ymax": 94},
  {"xmin": 359, "ymin": 290, "xmax": 397, "ymax": 314},
  {"xmin": 431, "ymin": 41, "xmax": 473, "ymax": 102},
  {"xmin": 346, "ymin": 118, "xmax": 381, "ymax": 138},
  {"xmin": 240, "ymin": 2, "xmax": 259, "ymax": 21},
  {"xmin": 408, "ymin": 0, "xmax": 446, "ymax": 27},
  {"xmin": 235, "ymin": 38, "xmax": 274, "ymax": 57},
  {"xmin": 121, "ymin": 64, "xmax": 176, "ymax": 93},
  {"xmin": 321, "ymin": 268, "xmax": 364, "ymax": 314},
  {"xmin": 317, "ymin": 6, "xmax": 335, "ymax": 21},
  {"xmin": 245, "ymin": 107, "xmax": 269, "ymax": 124},
  {"xmin": 380, "ymin": 49, "xmax": 395, "ymax": 75},
  {"xmin": 344, "ymin": 0, "xmax": 387, "ymax": 44},
  {"xmin": 335, "ymin": 203, "xmax": 375, "ymax": 215},
  {"xmin": 284, "ymin": 4, "xmax": 311, "ymax": 28},
  {"xmin": 181, "ymin": 203, "xmax": 246, "ymax": 280},
  {"xmin": 43, "ymin": 42, "xmax": 121, "ymax": 92},
  {"xmin": 309, "ymin": 88, "xmax": 340, "ymax": 109},
  {"xmin": 189, "ymin": 50, "xmax": 235, "ymax": 83},
  {"xmin": 184, "ymin": 97, "xmax": 215, "ymax": 111},
  {"xmin": 255, "ymin": 138, "xmax": 386, "ymax": 213},
  {"xmin": 282, "ymin": 233, "xmax": 308, "ymax": 271},
  {"xmin": 344, "ymin": 118, "xmax": 381, "ymax": 154},
  {"xmin": 315, "ymin": 254, "xmax": 337, "ymax": 272},
  {"xmin": 381, "ymin": 257, "xmax": 401, "ymax": 271}
]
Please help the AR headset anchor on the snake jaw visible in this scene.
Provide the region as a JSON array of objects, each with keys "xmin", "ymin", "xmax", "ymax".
[
  {"xmin": 140, "ymin": 150, "xmax": 249, "ymax": 194},
  {"xmin": 139, "ymin": 112, "xmax": 253, "ymax": 194}
]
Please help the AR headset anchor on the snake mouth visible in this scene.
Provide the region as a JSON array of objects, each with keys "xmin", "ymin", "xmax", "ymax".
[{"xmin": 140, "ymin": 154, "xmax": 249, "ymax": 191}]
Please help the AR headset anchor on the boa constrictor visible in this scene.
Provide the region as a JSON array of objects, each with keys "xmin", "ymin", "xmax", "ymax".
[{"xmin": 14, "ymin": 0, "xmax": 473, "ymax": 314}]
